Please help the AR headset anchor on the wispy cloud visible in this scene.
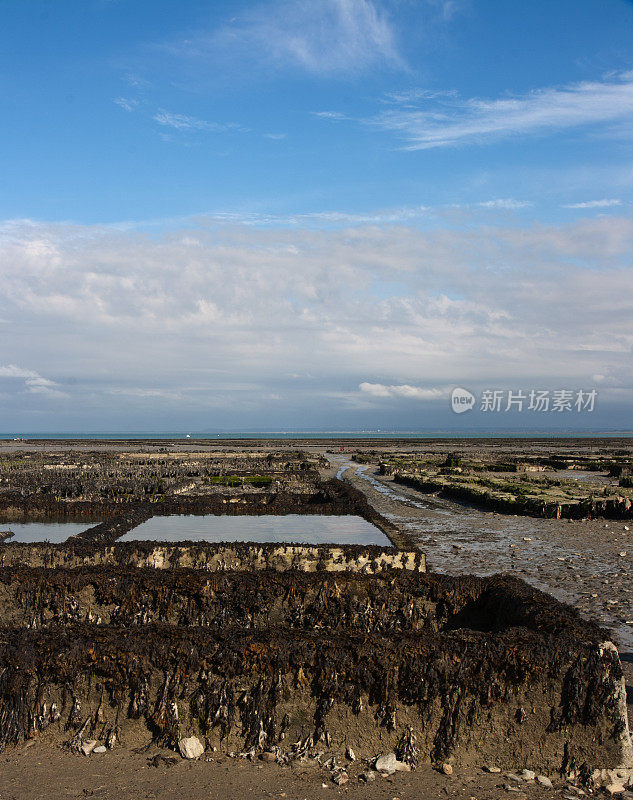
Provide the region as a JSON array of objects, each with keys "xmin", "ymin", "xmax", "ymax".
[
  {"xmin": 359, "ymin": 382, "xmax": 444, "ymax": 400},
  {"xmin": 563, "ymin": 198, "xmax": 623, "ymax": 209},
  {"xmin": 106, "ymin": 388, "xmax": 183, "ymax": 400},
  {"xmin": 168, "ymin": 0, "xmax": 405, "ymax": 78},
  {"xmin": 319, "ymin": 71, "xmax": 633, "ymax": 149},
  {"xmin": 153, "ymin": 110, "xmax": 244, "ymax": 132},
  {"xmin": 0, "ymin": 365, "xmax": 68, "ymax": 399},
  {"xmin": 197, "ymin": 204, "xmax": 432, "ymax": 227},
  {"xmin": 477, "ymin": 199, "xmax": 533, "ymax": 210},
  {"xmin": 113, "ymin": 97, "xmax": 139, "ymax": 112},
  {"xmin": 433, "ymin": 0, "xmax": 466, "ymax": 21},
  {"xmin": 0, "ymin": 365, "xmax": 39, "ymax": 379},
  {"xmin": 312, "ymin": 111, "xmax": 350, "ymax": 120},
  {"xmin": 113, "ymin": 99, "xmax": 247, "ymax": 137}
]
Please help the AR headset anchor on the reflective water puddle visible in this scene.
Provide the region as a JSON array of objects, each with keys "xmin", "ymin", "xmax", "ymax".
[
  {"xmin": 0, "ymin": 521, "xmax": 97, "ymax": 543},
  {"xmin": 118, "ymin": 514, "xmax": 392, "ymax": 546}
]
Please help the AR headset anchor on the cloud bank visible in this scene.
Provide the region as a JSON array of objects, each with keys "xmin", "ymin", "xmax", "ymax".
[{"xmin": 0, "ymin": 211, "xmax": 631, "ymax": 429}]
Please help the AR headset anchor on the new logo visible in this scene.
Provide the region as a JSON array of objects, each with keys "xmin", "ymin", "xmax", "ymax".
[{"xmin": 451, "ymin": 387, "xmax": 475, "ymax": 414}]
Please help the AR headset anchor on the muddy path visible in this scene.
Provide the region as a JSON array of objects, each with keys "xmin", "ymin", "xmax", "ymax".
[{"xmin": 325, "ymin": 456, "xmax": 633, "ymax": 669}]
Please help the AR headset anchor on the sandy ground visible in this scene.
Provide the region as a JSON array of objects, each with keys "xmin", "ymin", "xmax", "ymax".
[{"xmin": 0, "ymin": 744, "xmax": 590, "ymax": 800}]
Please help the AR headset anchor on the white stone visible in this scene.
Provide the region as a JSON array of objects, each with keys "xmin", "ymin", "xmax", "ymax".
[
  {"xmin": 81, "ymin": 740, "xmax": 97, "ymax": 756},
  {"xmin": 92, "ymin": 745, "xmax": 107, "ymax": 754},
  {"xmin": 375, "ymin": 753, "xmax": 397, "ymax": 773},
  {"xmin": 537, "ymin": 775, "xmax": 553, "ymax": 788},
  {"xmin": 374, "ymin": 753, "xmax": 409, "ymax": 774},
  {"xmin": 605, "ymin": 783, "xmax": 626, "ymax": 796},
  {"xmin": 521, "ymin": 769, "xmax": 536, "ymax": 781},
  {"xmin": 178, "ymin": 736, "xmax": 204, "ymax": 760}
]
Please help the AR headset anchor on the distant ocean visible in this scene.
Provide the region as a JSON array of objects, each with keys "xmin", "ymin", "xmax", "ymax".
[{"xmin": 1, "ymin": 431, "xmax": 632, "ymax": 440}]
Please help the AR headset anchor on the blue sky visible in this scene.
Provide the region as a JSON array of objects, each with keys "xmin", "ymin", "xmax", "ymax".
[{"xmin": 0, "ymin": 0, "xmax": 632, "ymax": 432}]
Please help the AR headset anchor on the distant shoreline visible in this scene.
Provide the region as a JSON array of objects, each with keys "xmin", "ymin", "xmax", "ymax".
[{"xmin": 1, "ymin": 431, "xmax": 632, "ymax": 441}]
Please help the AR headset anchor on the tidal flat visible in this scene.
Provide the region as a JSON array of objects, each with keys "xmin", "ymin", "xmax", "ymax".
[{"xmin": 0, "ymin": 436, "xmax": 631, "ymax": 799}]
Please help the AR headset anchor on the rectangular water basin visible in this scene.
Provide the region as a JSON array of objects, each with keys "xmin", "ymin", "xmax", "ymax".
[
  {"xmin": 118, "ymin": 514, "xmax": 392, "ymax": 546},
  {"xmin": 0, "ymin": 521, "xmax": 97, "ymax": 544}
]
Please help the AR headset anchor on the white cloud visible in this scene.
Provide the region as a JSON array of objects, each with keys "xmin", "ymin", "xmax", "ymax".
[
  {"xmin": 563, "ymin": 199, "xmax": 622, "ymax": 209},
  {"xmin": 0, "ymin": 365, "xmax": 40, "ymax": 379},
  {"xmin": 359, "ymin": 382, "xmax": 444, "ymax": 400},
  {"xmin": 0, "ymin": 365, "xmax": 68, "ymax": 399},
  {"xmin": 312, "ymin": 111, "xmax": 349, "ymax": 120},
  {"xmin": 197, "ymin": 204, "xmax": 432, "ymax": 227},
  {"xmin": 24, "ymin": 377, "xmax": 68, "ymax": 399},
  {"xmin": 428, "ymin": 0, "xmax": 466, "ymax": 21},
  {"xmin": 477, "ymin": 199, "xmax": 533, "ymax": 210},
  {"xmin": 0, "ymin": 211, "xmax": 632, "ymax": 424},
  {"xmin": 114, "ymin": 97, "xmax": 139, "ymax": 112},
  {"xmin": 106, "ymin": 388, "xmax": 183, "ymax": 400},
  {"xmin": 152, "ymin": 110, "xmax": 242, "ymax": 132},
  {"xmin": 318, "ymin": 72, "xmax": 633, "ymax": 149},
  {"xmin": 172, "ymin": 0, "xmax": 404, "ymax": 77}
]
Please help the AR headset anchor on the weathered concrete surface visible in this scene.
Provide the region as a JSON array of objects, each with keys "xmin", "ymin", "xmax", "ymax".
[{"xmin": 0, "ymin": 541, "xmax": 424, "ymax": 573}]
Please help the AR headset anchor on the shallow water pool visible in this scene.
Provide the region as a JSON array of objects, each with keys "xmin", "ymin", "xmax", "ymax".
[
  {"xmin": 118, "ymin": 514, "xmax": 392, "ymax": 546},
  {"xmin": 0, "ymin": 521, "xmax": 96, "ymax": 544}
]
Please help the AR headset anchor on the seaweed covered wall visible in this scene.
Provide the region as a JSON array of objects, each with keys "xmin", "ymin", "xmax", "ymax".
[
  {"xmin": 0, "ymin": 564, "xmax": 629, "ymax": 775},
  {"xmin": 0, "ymin": 458, "xmax": 412, "ymax": 548},
  {"xmin": 393, "ymin": 472, "xmax": 633, "ymax": 520}
]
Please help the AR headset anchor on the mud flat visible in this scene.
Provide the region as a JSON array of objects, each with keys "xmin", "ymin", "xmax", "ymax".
[
  {"xmin": 334, "ymin": 456, "xmax": 633, "ymax": 647},
  {"xmin": 0, "ymin": 438, "xmax": 631, "ymax": 798}
]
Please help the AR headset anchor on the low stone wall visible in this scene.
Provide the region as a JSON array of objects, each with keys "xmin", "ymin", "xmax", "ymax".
[
  {"xmin": 0, "ymin": 541, "xmax": 424, "ymax": 573},
  {"xmin": 393, "ymin": 473, "xmax": 633, "ymax": 519}
]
